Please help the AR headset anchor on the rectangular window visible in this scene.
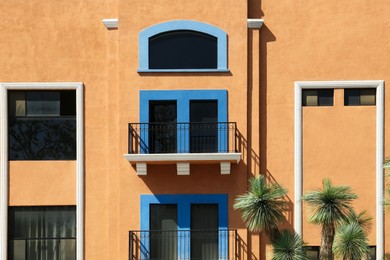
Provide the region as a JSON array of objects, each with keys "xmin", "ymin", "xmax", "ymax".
[
  {"xmin": 344, "ymin": 88, "xmax": 376, "ymax": 106},
  {"xmin": 8, "ymin": 206, "xmax": 76, "ymax": 260},
  {"xmin": 302, "ymin": 89, "xmax": 334, "ymax": 106},
  {"xmin": 8, "ymin": 90, "xmax": 76, "ymax": 160},
  {"xmin": 150, "ymin": 204, "xmax": 178, "ymax": 259}
]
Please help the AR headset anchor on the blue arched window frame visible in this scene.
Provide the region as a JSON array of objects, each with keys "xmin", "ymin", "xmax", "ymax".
[{"xmin": 138, "ymin": 20, "xmax": 228, "ymax": 72}]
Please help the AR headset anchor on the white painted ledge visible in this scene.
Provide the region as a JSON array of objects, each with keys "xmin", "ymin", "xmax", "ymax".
[
  {"xmin": 124, "ymin": 153, "xmax": 241, "ymax": 175},
  {"xmin": 247, "ymin": 19, "xmax": 264, "ymax": 29},
  {"xmin": 102, "ymin": 18, "xmax": 118, "ymax": 29}
]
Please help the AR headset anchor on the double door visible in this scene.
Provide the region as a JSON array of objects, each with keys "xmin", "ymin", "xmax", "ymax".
[
  {"xmin": 148, "ymin": 101, "xmax": 218, "ymax": 153},
  {"xmin": 150, "ymin": 204, "xmax": 219, "ymax": 259}
]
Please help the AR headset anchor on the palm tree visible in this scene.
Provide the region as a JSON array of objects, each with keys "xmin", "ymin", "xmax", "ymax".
[
  {"xmin": 342, "ymin": 210, "xmax": 372, "ymax": 233},
  {"xmin": 233, "ymin": 175, "xmax": 288, "ymax": 239},
  {"xmin": 272, "ymin": 230, "xmax": 308, "ymax": 260},
  {"xmin": 302, "ymin": 178, "xmax": 357, "ymax": 260},
  {"xmin": 332, "ymin": 222, "xmax": 370, "ymax": 260}
]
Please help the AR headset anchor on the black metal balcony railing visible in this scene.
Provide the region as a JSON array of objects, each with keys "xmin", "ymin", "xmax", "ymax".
[
  {"xmin": 129, "ymin": 229, "xmax": 237, "ymax": 260},
  {"xmin": 128, "ymin": 122, "xmax": 237, "ymax": 154}
]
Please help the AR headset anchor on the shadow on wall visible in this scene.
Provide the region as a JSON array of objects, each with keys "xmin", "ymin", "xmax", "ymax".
[
  {"xmin": 235, "ymin": 130, "xmax": 294, "ymax": 228},
  {"xmin": 236, "ymin": 233, "xmax": 259, "ymax": 260}
]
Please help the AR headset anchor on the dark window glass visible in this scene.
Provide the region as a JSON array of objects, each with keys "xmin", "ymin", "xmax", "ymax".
[
  {"xmin": 149, "ymin": 101, "xmax": 177, "ymax": 153},
  {"xmin": 150, "ymin": 204, "xmax": 178, "ymax": 260},
  {"xmin": 344, "ymin": 88, "xmax": 376, "ymax": 106},
  {"xmin": 368, "ymin": 246, "xmax": 376, "ymax": 260},
  {"xmin": 8, "ymin": 206, "xmax": 76, "ymax": 260},
  {"xmin": 8, "ymin": 90, "xmax": 76, "ymax": 160},
  {"xmin": 302, "ymin": 89, "xmax": 334, "ymax": 106},
  {"xmin": 26, "ymin": 92, "xmax": 60, "ymax": 116},
  {"xmin": 191, "ymin": 204, "xmax": 219, "ymax": 260},
  {"xmin": 190, "ymin": 101, "xmax": 218, "ymax": 153},
  {"xmin": 149, "ymin": 30, "xmax": 217, "ymax": 69},
  {"xmin": 304, "ymin": 246, "xmax": 319, "ymax": 260}
]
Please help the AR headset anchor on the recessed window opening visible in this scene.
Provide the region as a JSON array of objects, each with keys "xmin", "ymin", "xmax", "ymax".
[
  {"xmin": 302, "ymin": 89, "xmax": 334, "ymax": 106},
  {"xmin": 149, "ymin": 30, "xmax": 217, "ymax": 69},
  {"xmin": 344, "ymin": 88, "xmax": 376, "ymax": 106},
  {"xmin": 8, "ymin": 90, "xmax": 76, "ymax": 160}
]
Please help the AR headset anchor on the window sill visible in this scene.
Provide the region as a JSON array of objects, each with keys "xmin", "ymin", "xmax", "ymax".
[
  {"xmin": 137, "ymin": 68, "xmax": 230, "ymax": 73},
  {"xmin": 123, "ymin": 152, "xmax": 241, "ymax": 175}
]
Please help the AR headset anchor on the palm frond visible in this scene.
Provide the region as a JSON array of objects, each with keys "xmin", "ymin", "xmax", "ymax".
[
  {"xmin": 342, "ymin": 210, "xmax": 372, "ymax": 234},
  {"xmin": 272, "ymin": 230, "xmax": 308, "ymax": 260},
  {"xmin": 332, "ymin": 222, "xmax": 370, "ymax": 260},
  {"xmin": 234, "ymin": 175, "xmax": 288, "ymax": 235},
  {"xmin": 302, "ymin": 178, "xmax": 357, "ymax": 226}
]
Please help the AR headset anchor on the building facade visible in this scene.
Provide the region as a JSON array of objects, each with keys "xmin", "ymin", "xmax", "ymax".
[{"xmin": 0, "ymin": 0, "xmax": 389, "ymax": 259}]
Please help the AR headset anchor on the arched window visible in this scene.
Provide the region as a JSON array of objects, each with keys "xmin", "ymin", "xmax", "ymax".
[{"xmin": 139, "ymin": 20, "xmax": 228, "ymax": 72}]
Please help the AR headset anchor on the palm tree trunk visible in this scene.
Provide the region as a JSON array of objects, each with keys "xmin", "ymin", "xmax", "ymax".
[{"xmin": 319, "ymin": 223, "xmax": 335, "ymax": 260}]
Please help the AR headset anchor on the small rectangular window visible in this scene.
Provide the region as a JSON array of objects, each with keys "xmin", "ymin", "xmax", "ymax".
[
  {"xmin": 302, "ymin": 89, "xmax": 334, "ymax": 106},
  {"xmin": 344, "ymin": 88, "xmax": 376, "ymax": 106},
  {"xmin": 8, "ymin": 90, "xmax": 76, "ymax": 160}
]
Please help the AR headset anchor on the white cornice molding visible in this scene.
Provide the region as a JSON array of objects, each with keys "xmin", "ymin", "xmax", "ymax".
[
  {"xmin": 247, "ymin": 19, "xmax": 264, "ymax": 29},
  {"xmin": 294, "ymin": 80, "xmax": 384, "ymax": 260},
  {"xmin": 0, "ymin": 82, "xmax": 84, "ymax": 260},
  {"xmin": 102, "ymin": 18, "xmax": 118, "ymax": 29}
]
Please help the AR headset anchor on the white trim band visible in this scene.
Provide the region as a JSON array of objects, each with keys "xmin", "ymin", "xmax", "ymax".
[
  {"xmin": 0, "ymin": 82, "xmax": 84, "ymax": 260},
  {"xmin": 294, "ymin": 80, "xmax": 384, "ymax": 259}
]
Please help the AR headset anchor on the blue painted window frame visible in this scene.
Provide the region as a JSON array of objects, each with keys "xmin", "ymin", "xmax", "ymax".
[
  {"xmin": 140, "ymin": 90, "xmax": 228, "ymax": 153},
  {"xmin": 140, "ymin": 194, "xmax": 228, "ymax": 259},
  {"xmin": 138, "ymin": 20, "xmax": 228, "ymax": 72}
]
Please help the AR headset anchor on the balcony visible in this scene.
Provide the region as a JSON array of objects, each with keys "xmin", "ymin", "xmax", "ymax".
[
  {"xmin": 129, "ymin": 229, "xmax": 237, "ymax": 260},
  {"xmin": 123, "ymin": 122, "xmax": 241, "ymax": 175}
]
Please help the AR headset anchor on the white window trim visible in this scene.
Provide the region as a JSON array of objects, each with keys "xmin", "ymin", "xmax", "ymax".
[
  {"xmin": 0, "ymin": 82, "xmax": 84, "ymax": 260},
  {"xmin": 294, "ymin": 80, "xmax": 384, "ymax": 259}
]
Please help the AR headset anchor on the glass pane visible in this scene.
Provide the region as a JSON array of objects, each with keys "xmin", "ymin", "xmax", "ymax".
[
  {"xmin": 9, "ymin": 240, "xmax": 26, "ymax": 260},
  {"xmin": 60, "ymin": 91, "xmax": 76, "ymax": 116},
  {"xmin": 27, "ymin": 239, "xmax": 58, "ymax": 260},
  {"xmin": 368, "ymin": 246, "xmax": 376, "ymax": 260},
  {"xmin": 9, "ymin": 118, "xmax": 76, "ymax": 160},
  {"xmin": 149, "ymin": 101, "xmax": 177, "ymax": 153},
  {"xmin": 190, "ymin": 101, "xmax": 218, "ymax": 153},
  {"xmin": 9, "ymin": 92, "xmax": 26, "ymax": 117},
  {"xmin": 149, "ymin": 30, "xmax": 217, "ymax": 69},
  {"xmin": 302, "ymin": 90, "xmax": 318, "ymax": 106},
  {"xmin": 9, "ymin": 206, "xmax": 76, "ymax": 239},
  {"xmin": 26, "ymin": 92, "xmax": 60, "ymax": 116},
  {"xmin": 344, "ymin": 89, "xmax": 360, "ymax": 106},
  {"xmin": 150, "ymin": 204, "xmax": 178, "ymax": 260},
  {"xmin": 191, "ymin": 204, "xmax": 219, "ymax": 260},
  {"xmin": 59, "ymin": 239, "xmax": 76, "ymax": 260},
  {"xmin": 318, "ymin": 89, "xmax": 334, "ymax": 106},
  {"xmin": 360, "ymin": 89, "xmax": 376, "ymax": 106}
]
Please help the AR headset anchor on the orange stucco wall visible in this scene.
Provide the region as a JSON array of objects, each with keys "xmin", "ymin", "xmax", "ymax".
[
  {"xmin": 9, "ymin": 161, "xmax": 76, "ymax": 205},
  {"xmin": 0, "ymin": 0, "xmax": 389, "ymax": 259}
]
